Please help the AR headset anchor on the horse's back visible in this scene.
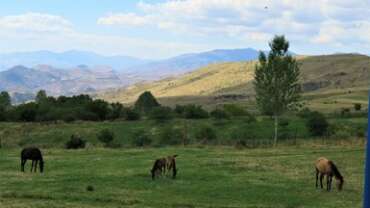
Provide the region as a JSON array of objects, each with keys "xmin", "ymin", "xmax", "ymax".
[
  {"xmin": 21, "ymin": 147, "xmax": 42, "ymax": 159},
  {"xmin": 315, "ymin": 157, "xmax": 331, "ymax": 173}
]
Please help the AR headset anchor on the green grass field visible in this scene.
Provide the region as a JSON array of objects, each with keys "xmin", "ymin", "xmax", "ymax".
[{"xmin": 0, "ymin": 144, "xmax": 366, "ymax": 208}]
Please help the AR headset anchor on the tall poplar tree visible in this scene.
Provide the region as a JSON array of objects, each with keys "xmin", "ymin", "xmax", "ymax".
[{"xmin": 254, "ymin": 35, "xmax": 301, "ymax": 146}]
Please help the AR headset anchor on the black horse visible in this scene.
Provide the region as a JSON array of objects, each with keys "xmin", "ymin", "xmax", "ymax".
[{"xmin": 21, "ymin": 147, "xmax": 44, "ymax": 173}]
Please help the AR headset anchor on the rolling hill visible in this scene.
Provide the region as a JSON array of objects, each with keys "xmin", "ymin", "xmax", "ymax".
[
  {"xmin": 123, "ymin": 48, "xmax": 261, "ymax": 80},
  {"xmin": 0, "ymin": 65, "xmax": 123, "ymax": 98},
  {"xmin": 101, "ymin": 54, "xmax": 370, "ymax": 111}
]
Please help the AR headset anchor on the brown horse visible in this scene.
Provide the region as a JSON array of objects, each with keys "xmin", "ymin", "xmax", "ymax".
[
  {"xmin": 21, "ymin": 147, "xmax": 44, "ymax": 173},
  {"xmin": 315, "ymin": 157, "xmax": 343, "ymax": 191},
  {"xmin": 151, "ymin": 155, "xmax": 178, "ymax": 180}
]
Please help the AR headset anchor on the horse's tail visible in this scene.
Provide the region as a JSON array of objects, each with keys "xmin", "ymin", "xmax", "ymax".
[{"xmin": 329, "ymin": 161, "xmax": 343, "ymax": 180}]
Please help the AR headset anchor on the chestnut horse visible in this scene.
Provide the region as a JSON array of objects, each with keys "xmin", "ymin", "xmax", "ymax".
[
  {"xmin": 315, "ymin": 157, "xmax": 344, "ymax": 191},
  {"xmin": 21, "ymin": 147, "xmax": 44, "ymax": 173}
]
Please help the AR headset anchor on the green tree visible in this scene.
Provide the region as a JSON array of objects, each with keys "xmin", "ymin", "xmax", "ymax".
[
  {"xmin": 35, "ymin": 90, "xmax": 47, "ymax": 104},
  {"xmin": 0, "ymin": 91, "xmax": 11, "ymax": 108},
  {"xmin": 134, "ymin": 91, "xmax": 160, "ymax": 113},
  {"xmin": 254, "ymin": 35, "xmax": 301, "ymax": 146},
  {"xmin": 149, "ymin": 106, "xmax": 173, "ymax": 122},
  {"xmin": 87, "ymin": 99, "xmax": 109, "ymax": 120}
]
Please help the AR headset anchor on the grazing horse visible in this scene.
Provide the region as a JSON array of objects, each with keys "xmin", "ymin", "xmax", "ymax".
[
  {"xmin": 315, "ymin": 157, "xmax": 344, "ymax": 191},
  {"xmin": 151, "ymin": 155, "xmax": 178, "ymax": 180},
  {"xmin": 21, "ymin": 147, "xmax": 44, "ymax": 173}
]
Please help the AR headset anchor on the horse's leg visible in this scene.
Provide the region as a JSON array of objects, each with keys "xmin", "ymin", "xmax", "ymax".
[
  {"xmin": 172, "ymin": 162, "xmax": 177, "ymax": 179},
  {"xmin": 34, "ymin": 160, "xmax": 38, "ymax": 172},
  {"xmin": 31, "ymin": 160, "xmax": 34, "ymax": 172},
  {"xmin": 329, "ymin": 176, "xmax": 333, "ymax": 191},
  {"xmin": 315, "ymin": 169, "xmax": 319, "ymax": 188},
  {"xmin": 326, "ymin": 175, "xmax": 330, "ymax": 191},
  {"xmin": 21, "ymin": 159, "xmax": 26, "ymax": 172},
  {"xmin": 320, "ymin": 173, "xmax": 324, "ymax": 189}
]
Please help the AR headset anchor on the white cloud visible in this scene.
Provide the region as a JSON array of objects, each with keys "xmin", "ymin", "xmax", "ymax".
[
  {"xmin": 97, "ymin": 0, "xmax": 370, "ymax": 51},
  {"xmin": 0, "ymin": 13, "xmax": 73, "ymax": 33},
  {"xmin": 97, "ymin": 13, "xmax": 151, "ymax": 26}
]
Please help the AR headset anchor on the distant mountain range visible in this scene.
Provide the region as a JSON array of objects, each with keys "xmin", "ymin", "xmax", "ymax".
[
  {"xmin": 0, "ymin": 50, "xmax": 149, "ymax": 71},
  {"xmin": 0, "ymin": 48, "xmax": 264, "ymax": 100}
]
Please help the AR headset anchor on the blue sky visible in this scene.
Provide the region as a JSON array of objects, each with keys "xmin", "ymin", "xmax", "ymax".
[{"xmin": 0, "ymin": 0, "xmax": 369, "ymax": 59}]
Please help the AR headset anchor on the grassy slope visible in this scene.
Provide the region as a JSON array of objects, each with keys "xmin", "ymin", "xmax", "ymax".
[
  {"xmin": 0, "ymin": 145, "xmax": 365, "ymax": 208},
  {"xmin": 101, "ymin": 54, "xmax": 370, "ymax": 111}
]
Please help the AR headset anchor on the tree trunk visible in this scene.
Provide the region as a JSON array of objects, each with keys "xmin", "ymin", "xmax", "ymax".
[
  {"xmin": 183, "ymin": 120, "xmax": 188, "ymax": 146},
  {"xmin": 274, "ymin": 115, "xmax": 278, "ymax": 147}
]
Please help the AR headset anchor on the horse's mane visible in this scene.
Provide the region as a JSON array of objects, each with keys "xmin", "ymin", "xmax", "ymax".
[{"xmin": 329, "ymin": 161, "xmax": 343, "ymax": 180}]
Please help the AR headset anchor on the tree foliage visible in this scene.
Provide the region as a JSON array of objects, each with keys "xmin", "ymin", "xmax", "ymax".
[
  {"xmin": 134, "ymin": 91, "xmax": 160, "ymax": 113},
  {"xmin": 0, "ymin": 91, "xmax": 131, "ymax": 122},
  {"xmin": 254, "ymin": 35, "xmax": 301, "ymax": 145},
  {"xmin": 0, "ymin": 91, "xmax": 11, "ymax": 108}
]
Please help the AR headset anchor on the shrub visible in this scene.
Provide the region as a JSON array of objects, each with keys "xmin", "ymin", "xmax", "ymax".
[
  {"xmin": 195, "ymin": 126, "xmax": 217, "ymax": 144},
  {"xmin": 278, "ymin": 118, "xmax": 289, "ymax": 127},
  {"xmin": 158, "ymin": 126, "xmax": 183, "ymax": 146},
  {"xmin": 174, "ymin": 105, "xmax": 186, "ymax": 116},
  {"xmin": 210, "ymin": 108, "xmax": 230, "ymax": 119},
  {"xmin": 65, "ymin": 134, "xmax": 86, "ymax": 149},
  {"xmin": 306, "ymin": 111, "xmax": 329, "ymax": 137},
  {"xmin": 125, "ymin": 108, "xmax": 141, "ymax": 121},
  {"xmin": 297, "ymin": 107, "xmax": 312, "ymax": 118},
  {"xmin": 149, "ymin": 106, "xmax": 173, "ymax": 122},
  {"xmin": 354, "ymin": 103, "xmax": 362, "ymax": 111},
  {"xmin": 97, "ymin": 129, "xmax": 115, "ymax": 147},
  {"xmin": 333, "ymin": 130, "xmax": 351, "ymax": 139},
  {"xmin": 86, "ymin": 185, "xmax": 94, "ymax": 192},
  {"xmin": 243, "ymin": 112, "xmax": 256, "ymax": 123},
  {"xmin": 230, "ymin": 126, "xmax": 259, "ymax": 148},
  {"xmin": 230, "ymin": 127, "xmax": 256, "ymax": 141},
  {"xmin": 183, "ymin": 105, "xmax": 209, "ymax": 119},
  {"xmin": 223, "ymin": 104, "xmax": 247, "ymax": 117},
  {"xmin": 340, "ymin": 108, "xmax": 351, "ymax": 117},
  {"xmin": 132, "ymin": 130, "xmax": 152, "ymax": 147}
]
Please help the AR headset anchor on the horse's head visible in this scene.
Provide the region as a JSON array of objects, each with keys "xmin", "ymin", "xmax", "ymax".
[{"xmin": 336, "ymin": 176, "xmax": 344, "ymax": 191}]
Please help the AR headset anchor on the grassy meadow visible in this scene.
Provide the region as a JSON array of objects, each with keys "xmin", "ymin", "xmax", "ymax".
[
  {"xmin": 0, "ymin": 116, "xmax": 367, "ymax": 207},
  {"xmin": 0, "ymin": 143, "xmax": 366, "ymax": 208}
]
